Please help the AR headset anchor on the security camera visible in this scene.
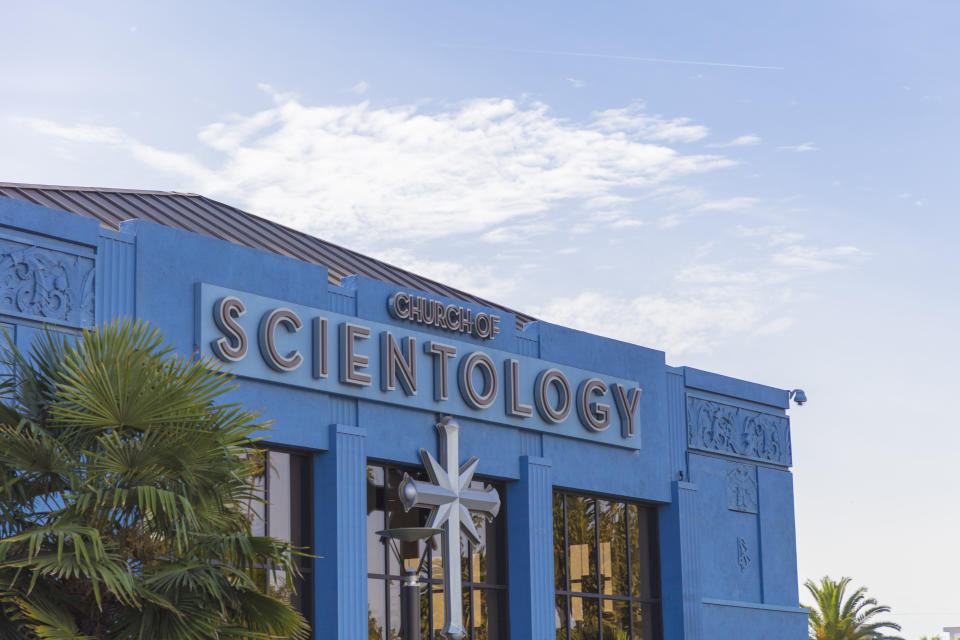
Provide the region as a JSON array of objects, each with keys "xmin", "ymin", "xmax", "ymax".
[{"xmin": 789, "ymin": 389, "xmax": 807, "ymax": 406}]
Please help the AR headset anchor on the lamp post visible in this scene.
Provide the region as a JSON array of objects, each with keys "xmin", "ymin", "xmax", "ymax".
[{"xmin": 377, "ymin": 527, "xmax": 441, "ymax": 640}]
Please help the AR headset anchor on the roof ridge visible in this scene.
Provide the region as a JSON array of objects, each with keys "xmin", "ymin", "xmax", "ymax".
[
  {"xmin": 0, "ymin": 181, "xmax": 199, "ymax": 197},
  {"xmin": 196, "ymin": 195, "xmax": 531, "ymax": 318},
  {"xmin": 0, "ymin": 182, "xmax": 535, "ymax": 324}
]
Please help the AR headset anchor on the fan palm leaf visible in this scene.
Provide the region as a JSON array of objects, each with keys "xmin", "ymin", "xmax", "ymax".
[
  {"xmin": 804, "ymin": 576, "xmax": 904, "ymax": 640},
  {"xmin": 0, "ymin": 319, "xmax": 310, "ymax": 639}
]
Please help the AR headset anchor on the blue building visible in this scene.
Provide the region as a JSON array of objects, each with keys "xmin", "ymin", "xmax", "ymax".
[{"xmin": 0, "ymin": 183, "xmax": 808, "ymax": 639}]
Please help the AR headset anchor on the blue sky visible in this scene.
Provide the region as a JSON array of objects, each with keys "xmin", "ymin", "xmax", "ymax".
[{"xmin": 2, "ymin": 1, "xmax": 959, "ymax": 636}]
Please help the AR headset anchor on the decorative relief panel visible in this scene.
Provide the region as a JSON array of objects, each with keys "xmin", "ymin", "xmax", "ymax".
[
  {"xmin": 0, "ymin": 239, "xmax": 94, "ymax": 328},
  {"xmin": 686, "ymin": 396, "xmax": 792, "ymax": 466},
  {"xmin": 737, "ymin": 537, "xmax": 750, "ymax": 572},
  {"xmin": 726, "ymin": 462, "xmax": 758, "ymax": 514}
]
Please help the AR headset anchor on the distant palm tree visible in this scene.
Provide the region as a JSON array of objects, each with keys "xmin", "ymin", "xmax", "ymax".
[
  {"xmin": 804, "ymin": 576, "xmax": 904, "ymax": 640},
  {"xmin": 0, "ymin": 320, "xmax": 310, "ymax": 639}
]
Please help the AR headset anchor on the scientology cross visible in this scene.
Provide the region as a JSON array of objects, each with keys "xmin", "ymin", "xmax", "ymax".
[{"xmin": 398, "ymin": 417, "xmax": 502, "ymax": 639}]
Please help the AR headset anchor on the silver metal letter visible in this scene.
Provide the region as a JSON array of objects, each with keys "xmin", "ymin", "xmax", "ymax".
[
  {"xmin": 457, "ymin": 351, "xmax": 498, "ymax": 409},
  {"xmin": 577, "ymin": 378, "xmax": 610, "ymax": 432},
  {"xmin": 424, "ymin": 341, "xmax": 457, "ymax": 401},
  {"xmin": 258, "ymin": 308, "xmax": 303, "ymax": 372},
  {"xmin": 397, "ymin": 418, "xmax": 500, "ymax": 640},
  {"xmin": 535, "ymin": 368, "xmax": 572, "ymax": 423},
  {"xmin": 504, "ymin": 359, "xmax": 533, "ymax": 418},
  {"xmin": 612, "ymin": 384, "xmax": 643, "ymax": 438},
  {"xmin": 388, "ymin": 292, "xmax": 410, "ymax": 320},
  {"xmin": 473, "ymin": 313, "xmax": 490, "ymax": 339},
  {"xmin": 211, "ymin": 296, "xmax": 247, "ymax": 362},
  {"xmin": 380, "ymin": 331, "xmax": 417, "ymax": 395},
  {"xmin": 339, "ymin": 322, "xmax": 372, "ymax": 386},
  {"xmin": 312, "ymin": 317, "xmax": 328, "ymax": 379}
]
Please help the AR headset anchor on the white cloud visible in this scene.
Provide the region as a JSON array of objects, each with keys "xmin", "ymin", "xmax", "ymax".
[
  {"xmin": 345, "ymin": 81, "xmax": 369, "ymax": 94},
  {"xmin": 536, "ymin": 235, "xmax": 867, "ymax": 355},
  {"xmin": 14, "ymin": 118, "xmax": 214, "ymax": 178},
  {"xmin": 480, "ymin": 220, "xmax": 553, "ymax": 244},
  {"xmin": 771, "ymin": 244, "xmax": 867, "ymax": 273},
  {"xmin": 707, "ymin": 134, "xmax": 762, "ymax": 148},
  {"xmin": 591, "ymin": 104, "xmax": 710, "ymax": 142},
  {"xmin": 371, "ymin": 248, "xmax": 516, "ymax": 301},
  {"xmin": 21, "ymin": 90, "xmax": 732, "ymax": 249},
  {"xmin": 535, "ymin": 290, "xmax": 767, "ymax": 355},
  {"xmin": 691, "ymin": 196, "xmax": 759, "ymax": 212},
  {"xmin": 610, "ymin": 218, "xmax": 644, "ymax": 229},
  {"xmin": 777, "ymin": 141, "xmax": 818, "ymax": 152},
  {"xmin": 566, "ymin": 77, "xmax": 585, "ymax": 88}
]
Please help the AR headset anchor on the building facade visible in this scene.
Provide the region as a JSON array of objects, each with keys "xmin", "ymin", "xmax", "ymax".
[{"xmin": 0, "ymin": 185, "xmax": 809, "ymax": 639}]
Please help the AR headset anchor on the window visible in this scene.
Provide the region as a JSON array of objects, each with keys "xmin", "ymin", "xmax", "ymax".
[
  {"xmin": 248, "ymin": 448, "xmax": 314, "ymax": 626},
  {"xmin": 553, "ymin": 491, "xmax": 660, "ymax": 640},
  {"xmin": 367, "ymin": 462, "xmax": 508, "ymax": 639}
]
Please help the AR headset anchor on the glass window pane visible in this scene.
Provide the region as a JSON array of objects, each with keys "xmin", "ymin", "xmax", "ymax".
[
  {"xmin": 555, "ymin": 595, "xmax": 569, "ymax": 639},
  {"xmin": 598, "ymin": 500, "xmax": 629, "ymax": 597},
  {"xmin": 247, "ymin": 450, "xmax": 266, "ymax": 538},
  {"xmin": 570, "ymin": 597, "xmax": 599, "ymax": 640},
  {"xmin": 478, "ymin": 588, "xmax": 508, "ymax": 640},
  {"xmin": 462, "ymin": 584, "xmax": 472, "ymax": 636},
  {"xmin": 420, "ymin": 580, "xmax": 432, "ymax": 640},
  {"xmin": 631, "ymin": 603, "xmax": 657, "ymax": 640},
  {"xmin": 601, "ymin": 598, "xmax": 630, "ymax": 640},
  {"xmin": 554, "ymin": 492, "xmax": 567, "ymax": 592},
  {"xmin": 628, "ymin": 505, "xmax": 653, "ymax": 599},
  {"xmin": 466, "ymin": 483, "xmax": 505, "ymax": 587},
  {"xmin": 566, "ymin": 495, "xmax": 598, "ymax": 594},
  {"xmin": 386, "ymin": 467, "xmax": 428, "ymax": 576},
  {"xmin": 366, "ymin": 465, "xmax": 386, "ymax": 575},
  {"xmin": 289, "ymin": 454, "xmax": 309, "ymax": 550},
  {"xmin": 431, "ymin": 581, "xmax": 446, "ymax": 637},
  {"xmin": 461, "ymin": 531, "xmax": 471, "ymax": 587},
  {"xmin": 267, "ymin": 451, "xmax": 292, "ymax": 543},
  {"xmin": 388, "ymin": 581, "xmax": 401, "ymax": 640},
  {"xmin": 367, "ymin": 578, "xmax": 386, "ymax": 640}
]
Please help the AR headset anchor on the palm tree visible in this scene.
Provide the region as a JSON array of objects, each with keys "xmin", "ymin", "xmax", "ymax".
[
  {"xmin": 804, "ymin": 576, "xmax": 904, "ymax": 640},
  {"xmin": 0, "ymin": 320, "xmax": 310, "ymax": 639}
]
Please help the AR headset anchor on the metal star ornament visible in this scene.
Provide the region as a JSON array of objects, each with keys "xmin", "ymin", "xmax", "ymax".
[{"xmin": 397, "ymin": 417, "xmax": 501, "ymax": 639}]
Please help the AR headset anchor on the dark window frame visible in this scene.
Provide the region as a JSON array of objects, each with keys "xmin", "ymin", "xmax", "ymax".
[
  {"xmin": 553, "ymin": 489, "xmax": 662, "ymax": 640},
  {"xmin": 258, "ymin": 446, "xmax": 314, "ymax": 627}
]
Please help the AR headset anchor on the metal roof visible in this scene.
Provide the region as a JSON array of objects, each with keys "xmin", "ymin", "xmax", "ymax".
[{"xmin": 0, "ymin": 182, "xmax": 533, "ymax": 324}]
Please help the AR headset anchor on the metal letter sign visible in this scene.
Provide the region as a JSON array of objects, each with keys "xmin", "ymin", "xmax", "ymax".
[{"xmin": 398, "ymin": 417, "xmax": 501, "ymax": 639}]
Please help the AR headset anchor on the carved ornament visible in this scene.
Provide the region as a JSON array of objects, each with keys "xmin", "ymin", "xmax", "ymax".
[
  {"xmin": 0, "ymin": 240, "xmax": 94, "ymax": 327},
  {"xmin": 686, "ymin": 396, "xmax": 792, "ymax": 466}
]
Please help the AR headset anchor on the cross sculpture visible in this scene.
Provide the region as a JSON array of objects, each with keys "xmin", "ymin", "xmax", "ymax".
[{"xmin": 398, "ymin": 416, "xmax": 501, "ymax": 640}]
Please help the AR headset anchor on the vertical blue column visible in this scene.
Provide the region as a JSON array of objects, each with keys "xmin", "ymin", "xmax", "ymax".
[
  {"xmin": 507, "ymin": 455, "xmax": 555, "ymax": 640},
  {"xmin": 314, "ymin": 424, "xmax": 367, "ymax": 640},
  {"xmin": 659, "ymin": 481, "xmax": 703, "ymax": 640},
  {"xmin": 757, "ymin": 466, "xmax": 800, "ymax": 606}
]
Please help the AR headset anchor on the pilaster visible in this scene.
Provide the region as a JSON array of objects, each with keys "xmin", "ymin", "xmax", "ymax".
[
  {"xmin": 506, "ymin": 455, "xmax": 554, "ymax": 640},
  {"xmin": 313, "ymin": 424, "xmax": 367, "ymax": 640},
  {"xmin": 660, "ymin": 481, "xmax": 703, "ymax": 640}
]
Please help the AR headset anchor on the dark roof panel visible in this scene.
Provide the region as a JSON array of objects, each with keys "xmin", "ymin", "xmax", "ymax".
[{"xmin": 0, "ymin": 182, "xmax": 533, "ymax": 324}]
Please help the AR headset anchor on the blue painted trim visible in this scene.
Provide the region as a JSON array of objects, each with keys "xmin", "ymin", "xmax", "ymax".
[
  {"xmin": 507, "ymin": 456, "xmax": 554, "ymax": 640},
  {"xmin": 701, "ymin": 598, "xmax": 809, "ymax": 615},
  {"xmin": 95, "ymin": 230, "xmax": 136, "ymax": 324},
  {"xmin": 0, "ymin": 197, "xmax": 100, "ymax": 248},
  {"xmin": 313, "ymin": 424, "xmax": 367, "ymax": 640},
  {"xmin": 683, "ymin": 367, "xmax": 789, "ymax": 409},
  {"xmin": 659, "ymin": 480, "xmax": 703, "ymax": 640}
]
